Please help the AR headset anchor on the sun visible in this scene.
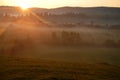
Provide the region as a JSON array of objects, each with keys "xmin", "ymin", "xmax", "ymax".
[
  {"xmin": 15, "ymin": 0, "xmax": 31, "ymax": 10},
  {"xmin": 20, "ymin": 4, "xmax": 29, "ymax": 10}
]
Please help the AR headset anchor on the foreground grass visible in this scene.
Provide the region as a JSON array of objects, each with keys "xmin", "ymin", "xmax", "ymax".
[
  {"xmin": 0, "ymin": 57, "xmax": 120, "ymax": 80},
  {"xmin": 17, "ymin": 47, "xmax": 120, "ymax": 65}
]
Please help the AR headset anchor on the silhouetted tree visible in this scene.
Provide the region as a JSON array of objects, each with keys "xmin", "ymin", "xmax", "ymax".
[
  {"xmin": 51, "ymin": 32, "xmax": 58, "ymax": 45},
  {"xmin": 61, "ymin": 31, "xmax": 81, "ymax": 46},
  {"xmin": 103, "ymin": 39, "xmax": 117, "ymax": 47}
]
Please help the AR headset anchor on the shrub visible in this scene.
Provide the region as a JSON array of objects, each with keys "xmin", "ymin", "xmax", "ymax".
[{"xmin": 103, "ymin": 39, "xmax": 117, "ymax": 47}]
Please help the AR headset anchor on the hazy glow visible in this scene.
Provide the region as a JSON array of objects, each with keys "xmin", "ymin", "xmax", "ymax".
[
  {"xmin": 14, "ymin": 0, "xmax": 31, "ymax": 10},
  {"xmin": 0, "ymin": 0, "xmax": 120, "ymax": 8},
  {"xmin": 18, "ymin": 1, "xmax": 30, "ymax": 10}
]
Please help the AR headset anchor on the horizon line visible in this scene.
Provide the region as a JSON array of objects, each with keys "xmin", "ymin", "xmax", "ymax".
[{"xmin": 0, "ymin": 5, "xmax": 120, "ymax": 9}]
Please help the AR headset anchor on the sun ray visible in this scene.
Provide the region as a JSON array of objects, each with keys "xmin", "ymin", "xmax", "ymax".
[{"xmin": 15, "ymin": 0, "xmax": 31, "ymax": 10}]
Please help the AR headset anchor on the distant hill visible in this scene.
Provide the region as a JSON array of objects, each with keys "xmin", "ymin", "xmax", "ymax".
[
  {"xmin": 0, "ymin": 6, "xmax": 24, "ymax": 16},
  {"xmin": 0, "ymin": 6, "xmax": 120, "ymax": 15},
  {"xmin": 30, "ymin": 6, "xmax": 120, "ymax": 15},
  {"xmin": 0, "ymin": 6, "xmax": 120, "ymax": 25}
]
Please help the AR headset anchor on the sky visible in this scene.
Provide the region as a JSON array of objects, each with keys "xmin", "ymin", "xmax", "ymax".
[{"xmin": 0, "ymin": 0, "xmax": 120, "ymax": 8}]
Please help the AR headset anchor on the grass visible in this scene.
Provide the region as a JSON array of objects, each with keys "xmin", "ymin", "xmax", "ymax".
[
  {"xmin": 0, "ymin": 57, "xmax": 120, "ymax": 80},
  {"xmin": 15, "ymin": 47, "xmax": 120, "ymax": 65},
  {"xmin": 0, "ymin": 22, "xmax": 120, "ymax": 80}
]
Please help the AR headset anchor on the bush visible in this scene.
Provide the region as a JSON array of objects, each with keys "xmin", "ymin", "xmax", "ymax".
[
  {"xmin": 103, "ymin": 39, "xmax": 117, "ymax": 47},
  {"xmin": 61, "ymin": 31, "xmax": 81, "ymax": 46}
]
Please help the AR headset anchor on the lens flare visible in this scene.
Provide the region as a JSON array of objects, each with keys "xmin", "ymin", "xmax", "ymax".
[{"xmin": 20, "ymin": 4, "xmax": 29, "ymax": 10}]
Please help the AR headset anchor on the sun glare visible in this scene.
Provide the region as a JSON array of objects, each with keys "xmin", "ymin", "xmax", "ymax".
[
  {"xmin": 20, "ymin": 4, "xmax": 29, "ymax": 10},
  {"xmin": 15, "ymin": 0, "xmax": 31, "ymax": 10},
  {"xmin": 19, "ymin": 2, "xmax": 30, "ymax": 10}
]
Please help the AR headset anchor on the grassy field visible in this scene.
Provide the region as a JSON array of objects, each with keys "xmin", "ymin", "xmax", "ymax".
[
  {"xmin": 13, "ymin": 47, "xmax": 120, "ymax": 65},
  {"xmin": 0, "ymin": 22, "xmax": 120, "ymax": 80},
  {"xmin": 1, "ymin": 46, "xmax": 120, "ymax": 80},
  {"xmin": 0, "ymin": 57, "xmax": 120, "ymax": 80}
]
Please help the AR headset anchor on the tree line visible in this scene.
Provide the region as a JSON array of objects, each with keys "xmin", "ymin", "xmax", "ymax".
[{"xmin": 51, "ymin": 31, "xmax": 120, "ymax": 47}]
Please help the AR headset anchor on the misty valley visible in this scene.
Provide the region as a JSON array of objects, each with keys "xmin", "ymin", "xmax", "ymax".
[{"xmin": 0, "ymin": 6, "xmax": 120, "ymax": 80}]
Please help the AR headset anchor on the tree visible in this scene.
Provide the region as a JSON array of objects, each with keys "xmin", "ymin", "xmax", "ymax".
[
  {"xmin": 103, "ymin": 39, "xmax": 117, "ymax": 47},
  {"xmin": 51, "ymin": 32, "xmax": 58, "ymax": 45}
]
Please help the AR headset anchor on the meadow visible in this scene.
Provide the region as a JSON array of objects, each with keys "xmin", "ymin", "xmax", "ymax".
[
  {"xmin": 0, "ymin": 20, "xmax": 120, "ymax": 80},
  {"xmin": 1, "ymin": 56, "xmax": 120, "ymax": 80}
]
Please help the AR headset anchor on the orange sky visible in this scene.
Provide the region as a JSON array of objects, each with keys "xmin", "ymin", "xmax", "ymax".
[{"xmin": 0, "ymin": 0, "xmax": 120, "ymax": 8}]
